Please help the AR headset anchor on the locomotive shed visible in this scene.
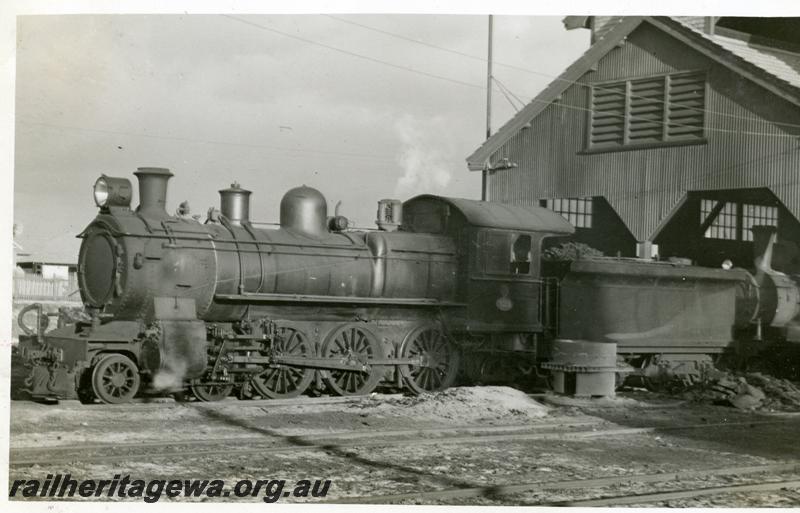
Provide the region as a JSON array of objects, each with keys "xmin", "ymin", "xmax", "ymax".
[{"xmin": 8, "ymin": 386, "xmax": 800, "ymax": 506}]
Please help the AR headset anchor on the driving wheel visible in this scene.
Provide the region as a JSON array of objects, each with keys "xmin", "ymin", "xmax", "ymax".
[
  {"xmin": 400, "ymin": 325, "xmax": 459, "ymax": 394},
  {"xmin": 251, "ymin": 326, "xmax": 315, "ymax": 399},
  {"xmin": 321, "ymin": 323, "xmax": 384, "ymax": 396}
]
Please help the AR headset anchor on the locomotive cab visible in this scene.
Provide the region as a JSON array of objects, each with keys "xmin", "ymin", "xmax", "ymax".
[{"xmin": 402, "ymin": 195, "xmax": 574, "ymax": 334}]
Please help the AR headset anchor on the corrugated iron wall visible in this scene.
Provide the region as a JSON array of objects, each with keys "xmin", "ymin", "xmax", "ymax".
[{"xmin": 487, "ymin": 22, "xmax": 800, "ymax": 241}]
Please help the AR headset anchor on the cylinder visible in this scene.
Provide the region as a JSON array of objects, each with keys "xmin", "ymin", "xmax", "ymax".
[
  {"xmin": 279, "ymin": 186, "xmax": 328, "ymax": 236},
  {"xmin": 219, "ymin": 182, "xmax": 252, "ymax": 226},
  {"xmin": 134, "ymin": 167, "xmax": 173, "ymax": 218}
]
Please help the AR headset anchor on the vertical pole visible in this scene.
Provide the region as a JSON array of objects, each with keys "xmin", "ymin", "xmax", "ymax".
[{"xmin": 482, "ymin": 14, "xmax": 493, "ymax": 201}]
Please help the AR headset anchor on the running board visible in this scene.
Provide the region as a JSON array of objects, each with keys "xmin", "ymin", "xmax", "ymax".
[{"xmin": 215, "ymin": 292, "xmax": 465, "ymax": 307}]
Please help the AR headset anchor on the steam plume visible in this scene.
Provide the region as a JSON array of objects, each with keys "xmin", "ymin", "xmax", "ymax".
[{"xmin": 394, "ymin": 114, "xmax": 456, "ymax": 197}]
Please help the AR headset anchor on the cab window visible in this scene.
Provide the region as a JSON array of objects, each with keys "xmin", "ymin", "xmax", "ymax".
[
  {"xmin": 510, "ymin": 234, "xmax": 532, "ymax": 274},
  {"xmin": 481, "ymin": 230, "xmax": 532, "ymax": 275}
]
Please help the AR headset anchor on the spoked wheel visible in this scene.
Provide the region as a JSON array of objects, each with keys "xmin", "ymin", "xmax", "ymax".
[
  {"xmin": 251, "ymin": 326, "xmax": 315, "ymax": 399},
  {"xmin": 191, "ymin": 383, "xmax": 233, "ymax": 402},
  {"xmin": 321, "ymin": 323, "xmax": 384, "ymax": 396},
  {"xmin": 400, "ymin": 325, "xmax": 460, "ymax": 395},
  {"xmin": 91, "ymin": 354, "xmax": 141, "ymax": 404}
]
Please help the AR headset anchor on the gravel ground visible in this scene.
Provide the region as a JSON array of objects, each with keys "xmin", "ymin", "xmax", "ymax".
[{"xmin": 8, "ymin": 386, "xmax": 800, "ymax": 506}]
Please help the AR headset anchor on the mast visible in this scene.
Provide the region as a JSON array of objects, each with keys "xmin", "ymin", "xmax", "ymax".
[{"xmin": 482, "ymin": 14, "xmax": 493, "ymax": 201}]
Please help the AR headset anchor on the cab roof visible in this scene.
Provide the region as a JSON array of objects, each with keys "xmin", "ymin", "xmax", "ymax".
[{"xmin": 404, "ymin": 195, "xmax": 575, "ymax": 234}]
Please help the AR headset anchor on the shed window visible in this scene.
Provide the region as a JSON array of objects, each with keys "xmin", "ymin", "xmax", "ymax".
[
  {"xmin": 701, "ymin": 199, "xmax": 778, "ymax": 241},
  {"xmin": 542, "ymin": 197, "xmax": 592, "ymax": 228},
  {"xmin": 589, "ymin": 72, "xmax": 705, "ymax": 151},
  {"xmin": 742, "ymin": 204, "xmax": 778, "ymax": 242},
  {"xmin": 702, "ymin": 200, "xmax": 737, "ymax": 240}
]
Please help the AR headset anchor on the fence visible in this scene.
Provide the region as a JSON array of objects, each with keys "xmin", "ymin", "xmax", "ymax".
[{"xmin": 13, "ymin": 274, "xmax": 81, "ymax": 302}]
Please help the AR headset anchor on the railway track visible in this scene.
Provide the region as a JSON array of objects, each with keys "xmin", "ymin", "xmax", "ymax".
[
  {"xmin": 9, "ymin": 418, "xmax": 605, "ymax": 466},
  {"xmin": 11, "ymin": 418, "xmax": 602, "ymax": 453},
  {"xmin": 10, "ymin": 417, "xmax": 796, "ymax": 467},
  {"xmin": 14, "ymin": 393, "xmax": 404, "ymax": 411},
  {"xmin": 553, "ymin": 477, "xmax": 800, "ymax": 506},
  {"xmin": 333, "ymin": 462, "xmax": 800, "ymax": 505}
]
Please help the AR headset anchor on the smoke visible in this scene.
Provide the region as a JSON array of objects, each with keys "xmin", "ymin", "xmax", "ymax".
[
  {"xmin": 151, "ymin": 358, "xmax": 188, "ymax": 392},
  {"xmin": 393, "ymin": 114, "xmax": 457, "ymax": 198}
]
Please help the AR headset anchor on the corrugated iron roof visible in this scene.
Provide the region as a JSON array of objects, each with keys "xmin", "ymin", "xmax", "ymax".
[
  {"xmin": 695, "ymin": 30, "xmax": 800, "ymax": 90},
  {"xmin": 405, "ymin": 195, "xmax": 575, "ymax": 234},
  {"xmin": 466, "ymin": 16, "xmax": 800, "ymax": 171}
]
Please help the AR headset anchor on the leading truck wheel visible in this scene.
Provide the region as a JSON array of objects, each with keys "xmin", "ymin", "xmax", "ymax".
[
  {"xmin": 191, "ymin": 384, "xmax": 233, "ymax": 402},
  {"xmin": 91, "ymin": 354, "xmax": 141, "ymax": 404},
  {"xmin": 400, "ymin": 325, "xmax": 460, "ymax": 395}
]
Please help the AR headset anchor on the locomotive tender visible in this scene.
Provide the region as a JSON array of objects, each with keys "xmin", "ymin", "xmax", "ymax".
[{"xmin": 18, "ymin": 167, "xmax": 800, "ymax": 403}]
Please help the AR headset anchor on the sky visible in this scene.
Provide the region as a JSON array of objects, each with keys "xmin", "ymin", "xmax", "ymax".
[{"xmin": 13, "ymin": 13, "xmax": 592, "ymax": 262}]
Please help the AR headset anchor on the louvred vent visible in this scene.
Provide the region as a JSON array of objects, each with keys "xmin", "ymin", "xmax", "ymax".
[
  {"xmin": 666, "ymin": 73, "xmax": 705, "ymax": 140},
  {"xmin": 589, "ymin": 72, "xmax": 706, "ymax": 150},
  {"xmin": 590, "ymin": 83, "xmax": 626, "ymax": 147},
  {"xmin": 628, "ymin": 78, "xmax": 665, "ymax": 144}
]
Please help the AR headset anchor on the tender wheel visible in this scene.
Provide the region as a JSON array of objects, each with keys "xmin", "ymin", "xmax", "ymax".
[
  {"xmin": 91, "ymin": 354, "xmax": 141, "ymax": 404},
  {"xmin": 321, "ymin": 323, "xmax": 384, "ymax": 396},
  {"xmin": 190, "ymin": 383, "xmax": 233, "ymax": 402},
  {"xmin": 251, "ymin": 326, "xmax": 315, "ymax": 399},
  {"xmin": 400, "ymin": 325, "xmax": 460, "ymax": 394}
]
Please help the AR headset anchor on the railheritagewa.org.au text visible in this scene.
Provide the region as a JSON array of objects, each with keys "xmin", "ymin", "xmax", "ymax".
[{"xmin": 9, "ymin": 474, "xmax": 331, "ymax": 503}]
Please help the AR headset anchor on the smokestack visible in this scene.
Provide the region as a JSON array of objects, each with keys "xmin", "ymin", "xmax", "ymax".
[
  {"xmin": 134, "ymin": 167, "xmax": 173, "ymax": 218},
  {"xmin": 752, "ymin": 225, "xmax": 778, "ymax": 272},
  {"xmin": 219, "ymin": 182, "xmax": 252, "ymax": 226}
]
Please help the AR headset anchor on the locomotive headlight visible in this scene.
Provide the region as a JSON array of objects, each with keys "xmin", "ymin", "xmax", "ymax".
[
  {"xmin": 93, "ymin": 175, "xmax": 132, "ymax": 209},
  {"xmin": 93, "ymin": 177, "xmax": 109, "ymax": 207}
]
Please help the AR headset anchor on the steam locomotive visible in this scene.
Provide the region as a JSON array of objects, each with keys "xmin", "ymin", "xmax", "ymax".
[{"xmin": 17, "ymin": 167, "xmax": 800, "ymax": 403}]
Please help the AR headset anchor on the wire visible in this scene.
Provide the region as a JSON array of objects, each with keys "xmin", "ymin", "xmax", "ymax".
[
  {"xmin": 492, "ymin": 77, "xmax": 525, "ymax": 112},
  {"xmin": 223, "ymin": 14, "xmax": 799, "ymax": 141},
  {"xmin": 324, "ymin": 14, "xmax": 800, "ymax": 132},
  {"xmin": 221, "ymin": 14, "xmax": 485, "ymax": 91},
  {"xmin": 323, "ymin": 14, "xmax": 544, "ymax": 77},
  {"xmin": 520, "ymin": 95, "xmax": 800, "ymax": 139},
  {"xmin": 502, "ymin": 82, "xmax": 526, "ymax": 109},
  {"xmin": 493, "ymin": 79, "xmax": 522, "ymax": 113},
  {"xmin": 635, "ymin": 145, "xmax": 800, "ymax": 199},
  {"xmin": 222, "ymin": 14, "xmax": 542, "ymax": 103},
  {"xmin": 19, "ymin": 120, "xmax": 398, "ymax": 163},
  {"xmin": 491, "ymin": 140, "xmax": 800, "ymax": 205}
]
